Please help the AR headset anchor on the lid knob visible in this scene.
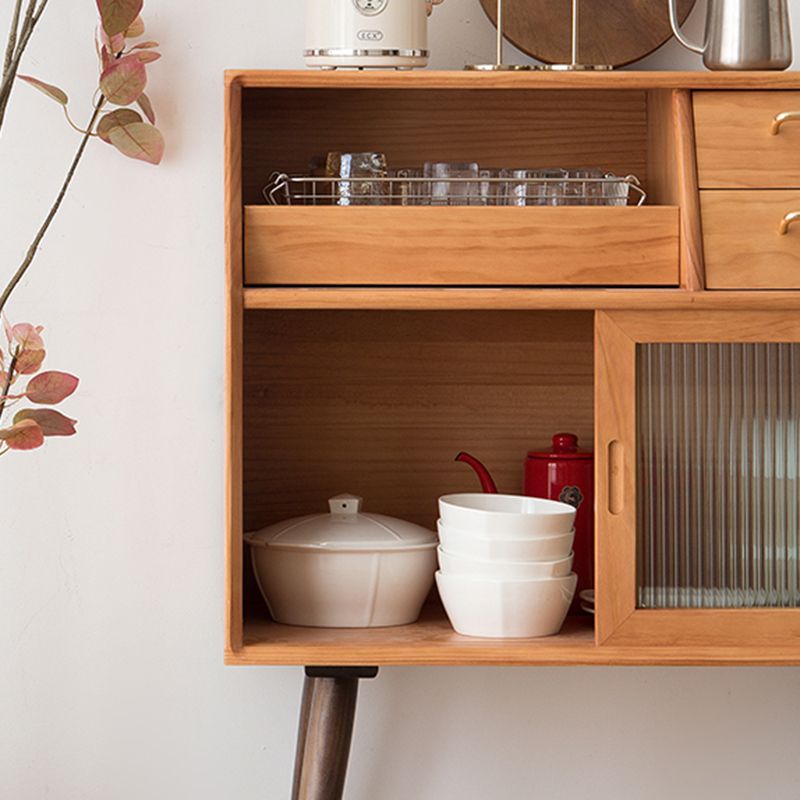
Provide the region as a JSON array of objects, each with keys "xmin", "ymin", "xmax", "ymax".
[
  {"xmin": 552, "ymin": 433, "xmax": 579, "ymax": 454},
  {"xmin": 328, "ymin": 494, "xmax": 363, "ymax": 516}
]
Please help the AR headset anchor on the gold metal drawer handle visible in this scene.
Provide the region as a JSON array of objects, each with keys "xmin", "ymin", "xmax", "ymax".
[
  {"xmin": 779, "ymin": 211, "xmax": 800, "ymax": 235},
  {"xmin": 771, "ymin": 111, "xmax": 800, "ymax": 135}
]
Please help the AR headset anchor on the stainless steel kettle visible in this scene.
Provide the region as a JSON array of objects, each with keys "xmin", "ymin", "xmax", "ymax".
[{"xmin": 668, "ymin": 0, "xmax": 792, "ymax": 70}]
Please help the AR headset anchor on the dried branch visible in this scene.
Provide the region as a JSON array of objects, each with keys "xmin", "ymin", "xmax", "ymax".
[
  {"xmin": 0, "ymin": 97, "xmax": 106, "ymax": 316},
  {"xmin": 3, "ymin": 0, "xmax": 24, "ymax": 78},
  {"xmin": 0, "ymin": 0, "xmax": 50, "ymax": 131}
]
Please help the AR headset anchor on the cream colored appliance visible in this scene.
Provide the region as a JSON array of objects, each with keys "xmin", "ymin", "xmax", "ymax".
[{"xmin": 305, "ymin": 0, "xmax": 440, "ymax": 69}]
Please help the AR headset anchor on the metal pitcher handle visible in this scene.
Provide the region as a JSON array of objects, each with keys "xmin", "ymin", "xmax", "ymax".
[{"xmin": 668, "ymin": 0, "xmax": 704, "ymax": 54}]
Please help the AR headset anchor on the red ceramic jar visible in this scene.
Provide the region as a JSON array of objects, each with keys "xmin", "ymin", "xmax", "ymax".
[{"xmin": 524, "ymin": 433, "xmax": 593, "ymax": 612}]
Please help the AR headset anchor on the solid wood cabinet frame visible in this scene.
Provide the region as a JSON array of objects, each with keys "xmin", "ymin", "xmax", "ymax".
[{"xmin": 226, "ymin": 71, "xmax": 800, "ymax": 667}]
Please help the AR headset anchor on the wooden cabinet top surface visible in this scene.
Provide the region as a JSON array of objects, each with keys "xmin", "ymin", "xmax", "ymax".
[{"xmin": 226, "ymin": 69, "xmax": 800, "ymax": 91}]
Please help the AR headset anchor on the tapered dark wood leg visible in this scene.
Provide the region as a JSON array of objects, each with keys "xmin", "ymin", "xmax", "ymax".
[{"xmin": 291, "ymin": 667, "xmax": 378, "ymax": 800}]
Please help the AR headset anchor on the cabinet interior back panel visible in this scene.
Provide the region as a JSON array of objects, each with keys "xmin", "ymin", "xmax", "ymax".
[
  {"xmin": 240, "ymin": 89, "xmax": 648, "ymax": 204},
  {"xmin": 242, "ymin": 310, "xmax": 594, "ymax": 534}
]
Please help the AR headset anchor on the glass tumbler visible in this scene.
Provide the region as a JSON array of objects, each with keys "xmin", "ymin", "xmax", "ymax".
[
  {"xmin": 423, "ymin": 162, "xmax": 480, "ymax": 206},
  {"xmin": 389, "ymin": 168, "xmax": 426, "ymax": 206},
  {"xmin": 479, "ymin": 169, "xmax": 505, "ymax": 206},
  {"xmin": 565, "ymin": 168, "xmax": 607, "ymax": 206},
  {"xmin": 603, "ymin": 173, "xmax": 631, "ymax": 206},
  {"xmin": 326, "ymin": 152, "xmax": 389, "ymax": 206},
  {"xmin": 502, "ymin": 168, "xmax": 567, "ymax": 206}
]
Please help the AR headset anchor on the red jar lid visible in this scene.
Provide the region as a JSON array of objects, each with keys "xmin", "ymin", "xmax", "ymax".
[{"xmin": 527, "ymin": 432, "xmax": 593, "ymax": 460}]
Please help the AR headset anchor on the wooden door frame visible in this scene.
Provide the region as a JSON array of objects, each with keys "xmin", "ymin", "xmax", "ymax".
[{"xmin": 595, "ymin": 310, "xmax": 800, "ymax": 647}]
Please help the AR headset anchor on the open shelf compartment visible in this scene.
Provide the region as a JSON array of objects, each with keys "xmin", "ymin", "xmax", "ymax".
[
  {"xmin": 233, "ymin": 309, "xmax": 595, "ymax": 663},
  {"xmin": 238, "ymin": 84, "xmax": 681, "ymax": 288}
]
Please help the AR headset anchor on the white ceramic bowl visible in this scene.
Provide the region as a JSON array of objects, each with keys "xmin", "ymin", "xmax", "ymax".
[
  {"xmin": 438, "ymin": 493, "xmax": 576, "ymax": 537},
  {"xmin": 437, "ymin": 546, "xmax": 574, "ymax": 579},
  {"xmin": 437, "ymin": 520, "xmax": 575, "ymax": 562},
  {"xmin": 436, "ymin": 571, "xmax": 578, "ymax": 638}
]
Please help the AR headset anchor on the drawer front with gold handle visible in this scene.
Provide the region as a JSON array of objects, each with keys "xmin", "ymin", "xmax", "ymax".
[
  {"xmin": 695, "ymin": 92, "xmax": 800, "ymax": 189},
  {"xmin": 702, "ymin": 190, "xmax": 800, "ymax": 289}
]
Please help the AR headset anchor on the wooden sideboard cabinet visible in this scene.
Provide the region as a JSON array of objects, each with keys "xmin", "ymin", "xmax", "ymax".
[{"xmin": 225, "ymin": 71, "xmax": 800, "ymax": 668}]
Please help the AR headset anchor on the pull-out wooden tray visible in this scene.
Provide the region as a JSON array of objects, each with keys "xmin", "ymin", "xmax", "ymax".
[{"xmin": 244, "ymin": 206, "xmax": 679, "ymax": 286}]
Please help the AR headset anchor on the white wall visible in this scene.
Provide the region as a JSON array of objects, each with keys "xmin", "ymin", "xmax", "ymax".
[{"xmin": 1, "ymin": 1, "xmax": 799, "ymax": 798}]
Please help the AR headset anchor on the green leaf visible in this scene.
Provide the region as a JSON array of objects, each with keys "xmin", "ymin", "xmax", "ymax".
[
  {"xmin": 136, "ymin": 92, "xmax": 155, "ymax": 124},
  {"xmin": 107, "ymin": 121, "xmax": 164, "ymax": 164},
  {"xmin": 96, "ymin": 108, "xmax": 142, "ymax": 143},
  {"xmin": 18, "ymin": 75, "xmax": 68, "ymax": 106},
  {"xmin": 96, "ymin": 0, "xmax": 143, "ymax": 37},
  {"xmin": 14, "ymin": 409, "xmax": 77, "ymax": 437},
  {"xmin": 100, "ymin": 54, "xmax": 147, "ymax": 106}
]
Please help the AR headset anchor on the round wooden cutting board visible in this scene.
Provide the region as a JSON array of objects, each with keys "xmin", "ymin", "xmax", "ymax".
[{"xmin": 479, "ymin": 0, "xmax": 698, "ymax": 68}]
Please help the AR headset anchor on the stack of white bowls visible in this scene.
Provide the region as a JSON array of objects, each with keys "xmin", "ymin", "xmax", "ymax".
[{"xmin": 436, "ymin": 494, "xmax": 578, "ymax": 638}]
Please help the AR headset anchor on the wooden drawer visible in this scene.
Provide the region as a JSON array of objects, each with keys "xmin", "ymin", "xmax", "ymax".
[
  {"xmin": 694, "ymin": 91, "xmax": 800, "ymax": 189},
  {"xmin": 702, "ymin": 190, "xmax": 800, "ymax": 289},
  {"xmin": 244, "ymin": 206, "xmax": 679, "ymax": 286}
]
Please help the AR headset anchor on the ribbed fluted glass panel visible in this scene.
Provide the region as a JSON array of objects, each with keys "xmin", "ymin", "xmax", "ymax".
[{"xmin": 637, "ymin": 343, "xmax": 800, "ymax": 609}]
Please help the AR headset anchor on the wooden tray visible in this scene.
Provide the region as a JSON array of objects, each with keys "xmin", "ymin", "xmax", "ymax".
[{"xmin": 479, "ymin": 0, "xmax": 698, "ymax": 68}]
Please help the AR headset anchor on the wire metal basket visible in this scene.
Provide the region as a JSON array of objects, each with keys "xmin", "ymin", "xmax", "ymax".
[{"xmin": 263, "ymin": 172, "xmax": 646, "ymax": 207}]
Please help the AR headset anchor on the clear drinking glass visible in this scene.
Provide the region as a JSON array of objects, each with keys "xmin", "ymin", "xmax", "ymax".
[
  {"xmin": 502, "ymin": 168, "xmax": 567, "ymax": 206},
  {"xmin": 389, "ymin": 168, "xmax": 426, "ymax": 206},
  {"xmin": 564, "ymin": 168, "xmax": 607, "ymax": 206},
  {"xmin": 325, "ymin": 152, "xmax": 389, "ymax": 206},
  {"xmin": 603, "ymin": 173, "xmax": 631, "ymax": 206},
  {"xmin": 423, "ymin": 162, "xmax": 480, "ymax": 206},
  {"xmin": 478, "ymin": 169, "xmax": 505, "ymax": 206}
]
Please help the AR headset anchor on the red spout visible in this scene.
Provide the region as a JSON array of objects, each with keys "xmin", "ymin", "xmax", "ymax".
[{"xmin": 455, "ymin": 451, "xmax": 499, "ymax": 494}]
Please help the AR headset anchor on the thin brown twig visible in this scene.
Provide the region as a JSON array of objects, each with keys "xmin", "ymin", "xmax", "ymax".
[
  {"xmin": 0, "ymin": 96, "xmax": 106, "ymax": 316},
  {"xmin": 3, "ymin": 0, "xmax": 24, "ymax": 78},
  {"xmin": 0, "ymin": 0, "xmax": 50, "ymax": 130},
  {"xmin": 0, "ymin": 349, "xmax": 19, "ymax": 425}
]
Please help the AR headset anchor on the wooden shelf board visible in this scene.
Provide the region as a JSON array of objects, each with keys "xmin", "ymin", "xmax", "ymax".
[
  {"xmin": 227, "ymin": 69, "xmax": 800, "ymax": 92},
  {"xmin": 229, "ymin": 606, "xmax": 800, "ymax": 666},
  {"xmin": 243, "ymin": 288, "xmax": 800, "ymax": 311}
]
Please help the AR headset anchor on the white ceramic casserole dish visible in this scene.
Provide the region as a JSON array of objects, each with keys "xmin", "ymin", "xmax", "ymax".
[{"xmin": 244, "ymin": 494, "xmax": 437, "ymax": 628}]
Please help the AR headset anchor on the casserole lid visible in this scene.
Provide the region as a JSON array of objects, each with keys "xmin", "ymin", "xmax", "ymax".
[{"xmin": 244, "ymin": 494, "xmax": 438, "ymax": 552}]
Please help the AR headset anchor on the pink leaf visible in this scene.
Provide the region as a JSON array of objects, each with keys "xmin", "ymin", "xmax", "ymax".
[
  {"xmin": 107, "ymin": 121, "xmax": 164, "ymax": 165},
  {"xmin": 14, "ymin": 409, "xmax": 77, "ymax": 437},
  {"xmin": 135, "ymin": 51, "xmax": 161, "ymax": 64},
  {"xmin": 0, "ymin": 419, "xmax": 44, "ymax": 450},
  {"xmin": 124, "ymin": 15, "xmax": 145, "ymax": 38},
  {"xmin": 100, "ymin": 54, "xmax": 147, "ymax": 106},
  {"xmin": 96, "ymin": 0, "xmax": 143, "ymax": 37},
  {"xmin": 18, "ymin": 75, "xmax": 68, "ymax": 106},
  {"xmin": 136, "ymin": 92, "xmax": 155, "ymax": 124},
  {"xmin": 109, "ymin": 32, "xmax": 125, "ymax": 54},
  {"xmin": 131, "ymin": 40, "xmax": 159, "ymax": 50},
  {"xmin": 15, "ymin": 348, "xmax": 46, "ymax": 375},
  {"xmin": 11, "ymin": 322, "xmax": 45, "ymax": 351},
  {"xmin": 101, "ymin": 46, "xmax": 114, "ymax": 71},
  {"xmin": 25, "ymin": 371, "xmax": 79, "ymax": 405},
  {"xmin": 96, "ymin": 108, "xmax": 142, "ymax": 143}
]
